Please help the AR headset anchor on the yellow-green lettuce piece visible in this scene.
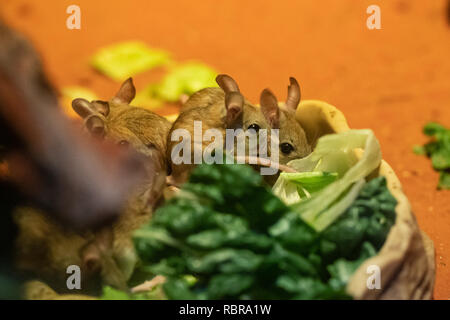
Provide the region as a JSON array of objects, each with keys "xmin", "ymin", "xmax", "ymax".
[
  {"xmin": 90, "ymin": 41, "xmax": 171, "ymax": 81},
  {"xmin": 155, "ymin": 61, "xmax": 218, "ymax": 102},
  {"xmin": 61, "ymin": 86, "xmax": 98, "ymax": 102},
  {"xmin": 133, "ymin": 83, "xmax": 163, "ymax": 110}
]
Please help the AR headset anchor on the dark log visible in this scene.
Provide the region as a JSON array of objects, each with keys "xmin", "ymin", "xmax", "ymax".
[{"xmin": 0, "ymin": 21, "xmax": 147, "ymax": 230}]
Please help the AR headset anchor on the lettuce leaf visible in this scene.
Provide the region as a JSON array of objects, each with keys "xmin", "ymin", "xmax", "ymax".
[
  {"xmin": 90, "ymin": 41, "xmax": 171, "ymax": 81},
  {"xmin": 273, "ymin": 171, "xmax": 338, "ymax": 205},
  {"xmin": 273, "ymin": 129, "xmax": 382, "ymax": 232},
  {"xmin": 154, "ymin": 62, "xmax": 218, "ymax": 101}
]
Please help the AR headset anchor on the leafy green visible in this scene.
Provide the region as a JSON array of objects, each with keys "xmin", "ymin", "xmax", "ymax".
[
  {"xmin": 414, "ymin": 122, "xmax": 450, "ymax": 189},
  {"xmin": 274, "ymin": 171, "xmax": 338, "ymax": 203},
  {"xmin": 90, "ymin": 41, "xmax": 171, "ymax": 81},
  {"xmin": 132, "ymin": 83, "xmax": 163, "ymax": 109},
  {"xmin": 274, "ymin": 129, "xmax": 382, "ymax": 232},
  {"xmin": 133, "ymin": 163, "xmax": 396, "ymax": 300},
  {"xmin": 100, "ymin": 285, "xmax": 165, "ymax": 300}
]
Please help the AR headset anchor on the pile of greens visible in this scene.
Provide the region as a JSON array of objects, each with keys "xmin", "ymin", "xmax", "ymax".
[
  {"xmin": 414, "ymin": 122, "xmax": 450, "ymax": 189},
  {"xmin": 133, "ymin": 162, "xmax": 396, "ymax": 299}
]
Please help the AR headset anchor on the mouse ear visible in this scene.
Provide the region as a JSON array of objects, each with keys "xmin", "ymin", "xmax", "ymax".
[
  {"xmin": 72, "ymin": 98, "xmax": 96, "ymax": 119},
  {"xmin": 216, "ymin": 74, "xmax": 240, "ymax": 93},
  {"xmin": 92, "ymin": 100, "xmax": 110, "ymax": 117},
  {"xmin": 286, "ymin": 77, "xmax": 301, "ymax": 111},
  {"xmin": 85, "ymin": 115, "xmax": 105, "ymax": 137},
  {"xmin": 225, "ymin": 92, "xmax": 244, "ymax": 126},
  {"xmin": 260, "ymin": 89, "xmax": 280, "ymax": 129},
  {"xmin": 113, "ymin": 77, "xmax": 136, "ymax": 104}
]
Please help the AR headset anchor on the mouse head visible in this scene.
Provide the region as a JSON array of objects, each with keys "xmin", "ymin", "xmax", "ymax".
[
  {"xmin": 215, "ymin": 74, "xmax": 268, "ymax": 133},
  {"xmin": 72, "ymin": 78, "xmax": 138, "ymax": 144},
  {"xmin": 259, "ymin": 77, "xmax": 311, "ymax": 164},
  {"xmin": 72, "ymin": 78, "xmax": 171, "ymax": 159}
]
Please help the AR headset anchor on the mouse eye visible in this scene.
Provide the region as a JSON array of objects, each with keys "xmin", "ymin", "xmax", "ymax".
[
  {"xmin": 118, "ymin": 140, "xmax": 129, "ymax": 147},
  {"xmin": 247, "ymin": 123, "xmax": 260, "ymax": 132},
  {"xmin": 280, "ymin": 143, "xmax": 294, "ymax": 155}
]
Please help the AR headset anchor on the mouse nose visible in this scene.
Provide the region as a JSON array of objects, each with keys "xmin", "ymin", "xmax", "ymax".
[{"xmin": 81, "ymin": 242, "xmax": 103, "ymax": 276}]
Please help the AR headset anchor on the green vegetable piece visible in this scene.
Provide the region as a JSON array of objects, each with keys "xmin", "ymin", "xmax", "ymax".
[
  {"xmin": 281, "ymin": 171, "xmax": 338, "ymax": 194},
  {"xmin": 292, "ymin": 130, "xmax": 382, "ymax": 231},
  {"xmin": 276, "ymin": 275, "xmax": 349, "ymax": 300},
  {"xmin": 133, "ymin": 84, "xmax": 163, "ymax": 110},
  {"xmin": 223, "ymin": 231, "xmax": 274, "ymax": 252},
  {"xmin": 186, "ymin": 229, "xmax": 227, "ymax": 249},
  {"xmin": 186, "ymin": 249, "xmax": 262, "ymax": 274},
  {"xmin": 90, "ymin": 41, "xmax": 171, "ymax": 81},
  {"xmin": 265, "ymin": 244, "xmax": 317, "ymax": 277},
  {"xmin": 163, "ymin": 278, "xmax": 197, "ymax": 300},
  {"xmin": 327, "ymin": 242, "xmax": 377, "ymax": 290},
  {"xmin": 133, "ymin": 163, "xmax": 396, "ymax": 300},
  {"xmin": 412, "ymin": 145, "xmax": 426, "ymax": 155},
  {"xmin": 100, "ymin": 286, "xmax": 131, "ymax": 300},
  {"xmin": 438, "ymin": 171, "xmax": 450, "ymax": 189},
  {"xmin": 423, "ymin": 122, "xmax": 447, "ymax": 136},
  {"xmin": 154, "ymin": 62, "xmax": 218, "ymax": 101},
  {"xmin": 431, "ymin": 149, "xmax": 450, "ymax": 170},
  {"xmin": 208, "ymin": 274, "xmax": 254, "ymax": 299},
  {"xmin": 415, "ymin": 122, "xmax": 450, "ymax": 189},
  {"xmin": 143, "ymin": 257, "xmax": 187, "ymax": 276}
]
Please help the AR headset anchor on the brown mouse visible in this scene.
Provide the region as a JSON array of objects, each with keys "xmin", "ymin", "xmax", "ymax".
[
  {"xmin": 72, "ymin": 78, "xmax": 172, "ymax": 170},
  {"xmin": 167, "ymin": 74, "xmax": 267, "ymax": 184},
  {"xmin": 14, "ymin": 79, "xmax": 169, "ymax": 293}
]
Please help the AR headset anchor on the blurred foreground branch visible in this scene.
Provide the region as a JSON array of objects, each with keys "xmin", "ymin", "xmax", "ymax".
[{"xmin": 0, "ymin": 21, "xmax": 146, "ymax": 229}]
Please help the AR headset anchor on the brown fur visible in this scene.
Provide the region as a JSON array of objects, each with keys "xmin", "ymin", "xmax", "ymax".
[
  {"xmin": 168, "ymin": 76, "xmax": 311, "ymax": 185},
  {"xmin": 167, "ymin": 82, "xmax": 267, "ymax": 184},
  {"xmin": 14, "ymin": 78, "xmax": 168, "ymax": 293}
]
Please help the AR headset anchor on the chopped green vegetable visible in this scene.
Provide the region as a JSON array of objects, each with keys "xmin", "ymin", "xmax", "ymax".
[
  {"xmin": 281, "ymin": 172, "xmax": 338, "ymax": 193},
  {"xmin": 133, "ymin": 83, "xmax": 163, "ymax": 109},
  {"xmin": 153, "ymin": 61, "xmax": 218, "ymax": 102},
  {"xmin": 100, "ymin": 285, "xmax": 165, "ymax": 300},
  {"xmin": 90, "ymin": 41, "xmax": 171, "ymax": 81},
  {"xmin": 273, "ymin": 171, "xmax": 338, "ymax": 205},
  {"xmin": 414, "ymin": 122, "xmax": 450, "ymax": 189},
  {"xmin": 274, "ymin": 129, "xmax": 382, "ymax": 232},
  {"xmin": 133, "ymin": 162, "xmax": 396, "ymax": 300}
]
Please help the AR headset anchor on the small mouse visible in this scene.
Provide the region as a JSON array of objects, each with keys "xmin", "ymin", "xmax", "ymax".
[
  {"xmin": 14, "ymin": 79, "xmax": 169, "ymax": 293},
  {"xmin": 167, "ymin": 74, "xmax": 267, "ymax": 184},
  {"xmin": 259, "ymin": 77, "xmax": 311, "ymax": 166},
  {"xmin": 72, "ymin": 78, "xmax": 172, "ymax": 170}
]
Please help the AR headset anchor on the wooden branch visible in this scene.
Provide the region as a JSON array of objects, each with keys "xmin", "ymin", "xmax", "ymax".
[{"xmin": 0, "ymin": 21, "xmax": 149, "ymax": 229}]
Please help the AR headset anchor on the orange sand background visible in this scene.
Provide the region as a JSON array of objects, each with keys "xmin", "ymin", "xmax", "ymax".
[{"xmin": 1, "ymin": 0, "xmax": 449, "ymax": 299}]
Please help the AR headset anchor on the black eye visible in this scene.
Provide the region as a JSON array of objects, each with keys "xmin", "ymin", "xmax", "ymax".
[
  {"xmin": 247, "ymin": 124, "xmax": 260, "ymax": 132},
  {"xmin": 280, "ymin": 143, "xmax": 294, "ymax": 155},
  {"xmin": 118, "ymin": 140, "xmax": 129, "ymax": 147}
]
